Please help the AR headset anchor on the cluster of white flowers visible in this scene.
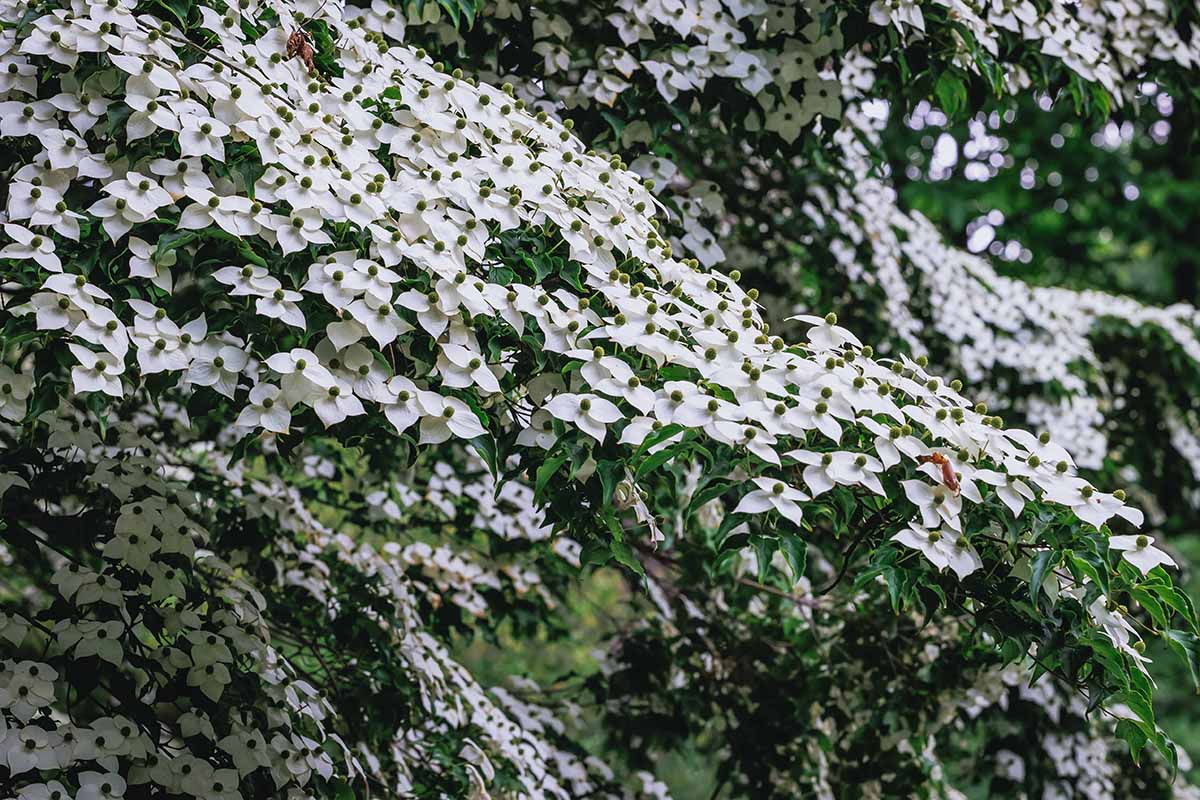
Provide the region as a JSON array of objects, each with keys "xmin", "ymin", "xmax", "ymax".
[
  {"xmin": 425, "ymin": 0, "xmax": 844, "ymax": 144},
  {"xmin": 3, "ymin": 0, "xmax": 1199, "ymax": 796},
  {"xmin": 390, "ymin": 0, "xmax": 846, "ymax": 276},
  {"xmin": 0, "ymin": 400, "xmax": 664, "ymax": 799},
  {"xmin": 0, "ymin": 411, "xmax": 354, "ymax": 800},
  {"xmin": 0, "ymin": 0, "xmax": 1159, "ymax": 577},
  {"xmin": 421, "ymin": 0, "xmax": 1200, "ymax": 499},
  {"xmin": 953, "ymin": 663, "xmax": 1193, "ymax": 800},
  {"xmin": 201, "ymin": 447, "xmax": 646, "ymax": 798},
  {"xmin": 869, "ymin": 0, "xmax": 1199, "ymax": 100}
]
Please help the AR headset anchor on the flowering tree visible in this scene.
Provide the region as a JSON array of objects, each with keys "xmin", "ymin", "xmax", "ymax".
[{"xmin": 2, "ymin": 0, "xmax": 1200, "ymax": 799}]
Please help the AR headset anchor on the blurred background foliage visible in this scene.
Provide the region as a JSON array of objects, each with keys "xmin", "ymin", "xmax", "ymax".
[{"xmin": 886, "ymin": 87, "xmax": 1198, "ymax": 306}]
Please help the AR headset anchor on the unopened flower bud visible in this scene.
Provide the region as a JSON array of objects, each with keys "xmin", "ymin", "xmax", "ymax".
[{"xmin": 612, "ymin": 479, "xmax": 637, "ymax": 510}]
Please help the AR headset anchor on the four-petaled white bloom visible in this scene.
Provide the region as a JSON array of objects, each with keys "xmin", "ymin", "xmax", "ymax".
[
  {"xmin": 0, "ymin": 366, "xmax": 33, "ymax": 421},
  {"xmin": 733, "ymin": 477, "xmax": 810, "ymax": 519},
  {"xmin": 416, "ymin": 392, "xmax": 487, "ymax": 444},
  {"xmin": 2, "ymin": 223, "xmax": 61, "ymax": 271},
  {"xmin": 544, "ymin": 393, "xmax": 622, "ymax": 443},
  {"xmin": 236, "ymin": 384, "xmax": 291, "ymax": 433},
  {"xmin": 892, "ymin": 522, "xmax": 982, "ymax": 579},
  {"xmin": 1042, "ymin": 477, "xmax": 1144, "ymax": 530},
  {"xmin": 1108, "ymin": 534, "xmax": 1176, "ymax": 576},
  {"xmin": 903, "ymin": 479, "xmax": 963, "ymax": 530},
  {"xmin": 68, "ymin": 345, "xmax": 124, "ymax": 396}
]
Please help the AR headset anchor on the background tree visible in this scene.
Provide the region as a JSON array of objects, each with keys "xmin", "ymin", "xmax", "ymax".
[{"xmin": 2, "ymin": 1, "xmax": 1200, "ymax": 799}]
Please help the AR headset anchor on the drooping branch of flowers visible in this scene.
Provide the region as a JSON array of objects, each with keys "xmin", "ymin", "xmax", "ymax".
[{"xmin": 2, "ymin": 0, "xmax": 1199, "ymax": 797}]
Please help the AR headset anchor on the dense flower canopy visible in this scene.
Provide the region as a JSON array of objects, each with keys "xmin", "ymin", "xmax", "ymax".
[{"xmin": 2, "ymin": 0, "xmax": 1200, "ymax": 798}]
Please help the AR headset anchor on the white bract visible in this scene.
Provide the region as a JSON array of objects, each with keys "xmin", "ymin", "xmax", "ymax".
[
  {"xmin": 733, "ymin": 477, "xmax": 810, "ymax": 519},
  {"xmin": 891, "ymin": 522, "xmax": 983, "ymax": 579},
  {"xmin": 1108, "ymin": 534, "xmax": 1177, "ymax": 575}
]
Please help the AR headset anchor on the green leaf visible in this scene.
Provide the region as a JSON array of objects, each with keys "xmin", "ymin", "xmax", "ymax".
[
  {"xmin": 580, "ymin": 540, "xmax": 611, "ymax": 567},
  {"xmin": 232, "ymin": 158, "xmax": 267, "ymax": 196},
  {"xmin": 1166, "ymin": 629, "xmax": 1200, "ymax": 690},
  {"xmin": 600, "ymin": 110, "xmax": 626, "ymax": 138},
  {"xmin": 596, "ymin": 460, "xmax": 621, "ymax": 506},
  {"xmin": 935, "ymin": 71, "xmax": 968, "ymax": 118},
  {"xmin": 634, "ymin": 443, "xmax": 681, "ymax": 480},
  {"xmin": 1131, "ymin": 587, "xmax": 1167, "ymax": 630},
  {"xmin": 602, "ymin": 508, "xmax": 624, "ymax": 539},
  {"xmin": 1113, "ymin": 688, "xmax": 1155, "ymax": 730},
  {"xmin": 86, "ymin": 393, "xmax": 110, "ymax": 440},
  {"xmin": 885, "ymin": 567, "xmax": 903, "ymax": 612},
  {"xmin": 529, "ymin": 252, "xmax": 555, "ymax": 283},
  {"xmin": 150, "ymin": 0, "xmax": 189, "ymax": 26},
  {"xmin": 610, "ymin": 541, "xmax": 644, "ymax": 576},
  {"xmin": 106, "ymin": 103, "xmax": 134, "ymax": 139},
  {"xmin": 460, "ymin": 0, "xmax": 477, "ymax": 27},
  {"xmin": 534, "ymin": 452, "xmax": 570, "ymax": 501},
  {"xmin": 227, "ymin": 432, "xmax": 256, "ymax": 467},
  {"xmin": 687, "ymin": 481, "xmax": 734, "ymax": 518},
  {"xmin": 1066, "ymin": 550, "xmax": 1110, "ymax": 600},
  {"xmin": 1115, "ymin": 718, "xmax": 1149, "ymax": 762},
  {"xmin": 487, "ymin": 266, "xmax": 517, "ymax": 286},
  {"xmin": 659, "ymin": 365, "xmax": 692, "ymax": 382},
  {"xmin": 238, "ymin": 242, "xmax": 269, "ymax": 268},
  {"xmin": 719, "ymin": 531, "xmax": 750, "ymax": 554},
  {"xmin": 468, "ymin": 434, "xmax": 498, "ymax": 479},
  {"xmin": 633, "ymin": 423, "xmax": 685, "ymax": 458},
  {"xmin": 752, "ymin": 536, "xmax": 775, "ymax": 584},
  {"xmin": 434, "ymin": 0, "xmax": 460, "ymax": 26},
  {"xmin": 1155, "ymin": 731, "xmax": 1179, "ymax": 779},
  {"xmin": 1148, "ymin": 580, "xmax": 1198, "ymax": 633},
  {"xmin": 779, "ymin": 535, "xmax": 808, "ymax": 582},
  {"xmin": 560, "ymin": 261, "xmax": 584, "ymax": 291},
  {"xmin": 152, "ymin": 230, "xmax": 196, "ymax": 267},
  {"xmin": 1029, "ymin": 549, "xmax": 1060, "ymax": 611},
  {"xmin": 716, "ymin": 508, "xmax": 746, "ymax": 551}
]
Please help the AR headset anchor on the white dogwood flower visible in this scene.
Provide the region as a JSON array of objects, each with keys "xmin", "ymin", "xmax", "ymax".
[
  {"xmin": 892, "ymin": 523, "xmax": 981, "ymax": 579},
  {"xmin": 903, "ymin": 478, "xmax": 963, "ymax": 530},
  {"xmin": 128, "ymin": 236, "xmax": 175, "ymax": 292},
  {"xmin": 0, "ymin": 366, "xmax": 34, "ymax": 421},
  {"xmin": 68, "ymin": 345, "xmax": 124, "ymax": 396},
  {"xmin": 1108, "ymin": 535, "xmax": 1176, "ymax": 576},
  {"xmin": 544, "ymin": 393, "xmax": 622, "ymax": 443},
  {"xmin": 1042, "ymin": 477, "xmax": 1143, "ymax": 530},
  {"xmin": 416, "ymin": 392, "xmax": 487, "ymax": 443},
  {"xmin": 236, "ymin": 384, "xmax": 291, "ymax": 433},
  {"xmin": 2, "ymin": 223, "xmax": 61, "ymax": 271},
  {"xmin": 733, "ymin": 477, "xmax": 809, "ymax": 518}
]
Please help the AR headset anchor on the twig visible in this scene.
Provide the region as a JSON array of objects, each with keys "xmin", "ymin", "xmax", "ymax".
[{"xmin": 815, "ymin": 502, "xmax": 895, "ymax": 596}]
